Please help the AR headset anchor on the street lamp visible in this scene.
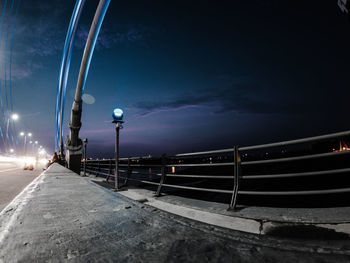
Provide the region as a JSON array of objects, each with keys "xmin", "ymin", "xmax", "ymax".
[
  {"xmin": 6, "ymin": 113, "xmax": 19, "ymax": 153},
  {"xmin": 34, "ymin": 141, "xmax": 38, "ymax": 155},
  {"xmin": 20, "ymin": 132, "xmax": 32, "ymax": 156},
  {"xmin": 29, "ymin": 141, "xmax": 35, "ymax": 154},
  {"xmin": 65, "ymin": 0, "xmax": 111, "ymax": 174},
  {"xmin": 83, "ymin": 138, "xmax": 88, "ymax": 176},
  {"xmin": 112, "ymin": 108, "xmax": 124, "ymax": 190}
]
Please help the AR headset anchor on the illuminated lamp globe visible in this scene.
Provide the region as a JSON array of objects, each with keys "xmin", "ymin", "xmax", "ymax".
[
  {"xmin": 11, "ymin": 114, "xmax": 19, "ymax": 120},
  {"xmin": 112, "ymin": 108, "xmax": 124, "ymax": 122}
]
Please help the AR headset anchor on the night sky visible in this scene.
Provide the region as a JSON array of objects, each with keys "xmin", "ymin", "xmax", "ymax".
[{"xmin": 3, "ymin": 0, "xmax": 350, "ymax": 158}]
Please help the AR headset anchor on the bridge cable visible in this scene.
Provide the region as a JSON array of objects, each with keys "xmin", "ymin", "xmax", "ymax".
[
  {"xmin": 0, "ymin": 0, "xmax": 9, "ymax": 148},
  {"xmin": 8, "ymin": 0, "xmax": 21, "ymax": 151},
  {"xmin": 3, "ymin": 0, "xmax": 15, "ymax": 150}
]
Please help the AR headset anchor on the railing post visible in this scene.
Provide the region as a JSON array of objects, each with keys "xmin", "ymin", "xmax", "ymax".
[
  {"xmin": 83, "ymin": 159, "xmax": 86, "ymax": 177},
  {"xmin": 124, "ymin": 157, "xmax": 132, "ymax": 186},
  {"xmin": 155, "ymin": 154, "xmax": 167, "ymax": 197},
  {"xmin": 106, "ymin": 159, "xmax": 112, "ymax": 182},
  {"xmin": 97, "ymin": 161, "xmax": 101, "ymax": 177},
  {"xmin": 229, "ymin": 146, "xmax": 241, "ymax": 210}
]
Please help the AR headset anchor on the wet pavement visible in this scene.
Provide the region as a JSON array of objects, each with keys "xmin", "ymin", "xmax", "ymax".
[{"xmin": 1, "ymin": 164, "xmax": 350, "ymax": 262}]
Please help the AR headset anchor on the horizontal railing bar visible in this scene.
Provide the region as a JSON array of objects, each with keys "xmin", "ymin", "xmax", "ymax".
[
  {"xmin": 174, "ymin": 148, "xmax": 235, "ymax": 157},
  {"xmin": 240, "ymin": 130, "xmax": 350, "ymax": 151},
  {"xmin": 129, "ymin": 164, "xmax": 162, "ymax": 167},
  {"xmin": 161, "ymin": 183, "xmax": 232, "ymax": 194},
  {"xmin": 165, "ymin": 174, "xmax": 233, "ymax": 179},
  {"xmin": 243, "ymin": 167, "xmax": 350, "ymax": 179},
  {"xmin": 118, "ymin": 176, "xmax": 160, "ymax": 186},
  {"xmin": 241, "ymin": 150, "xmax": 350, "ymax": 165},
  {"xmin": 167, "ymin": 162, "xmax": 234, "ymax": 167},
  {"xmin": 84, "ymin": 160, "xmax": 112, "ymax": 163},
  {"xmin": 85, "ymin": 168, "xmax": 100, "ymax": 174},
  {"xmin": 117, "ymin": 176, "xmax": 231, "ymax": 193},
  {"xmin": 85, "ymin": 169, "xmax": 109, "ymax": 177},
  {"xmin": 239, "ymin": 188, "xmax": 350, "ymax": 195}
]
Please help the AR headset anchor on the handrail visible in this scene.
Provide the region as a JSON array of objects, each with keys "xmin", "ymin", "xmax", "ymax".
[
  {"xmin": 239, "ymin": 187, "xmax": 350, "ymax": 195},
  {"xmin": 81, "ymin": 129, "xmax": 350, "ymax": 209},
  {"xmin": 239, "ymin": 130, "xmax": 350, "ymax": 151},
  {"xmin": 167, "ymin": 162, "xmax": 234, "ymax": 167},
  {"xmin": 174, "ymin": 148, "xmax": 234, "ymax": 157},
  {"xmin": 243, "ymin": 167, "xmax": 350, "ymax": 179},
  {"xmin": 165, "ymin": 174, "xmax": 233, "ymax": 179},
  {"xmin": 241, "ymin": 150, "xmax": 350, "ymax": 165}
]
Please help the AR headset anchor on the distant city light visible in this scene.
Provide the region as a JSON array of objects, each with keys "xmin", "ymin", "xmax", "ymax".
[
  {"xmin": 35, "ymin": 141, "xmax": 38, "ymax": 144},
  {"xmin": 28, "ymin": 133, "xmax": 32, "ymax": 137},
  {"xmin": 20, "ymin": 132, "xmax": 24, "ymax": 136},
  {"xmin": 112, "ymin": 108, "xmax": 124, "ymax": 121},
  {"xmin": 10, "ymin": 149, "xmax": 14, "ymax": 153}
]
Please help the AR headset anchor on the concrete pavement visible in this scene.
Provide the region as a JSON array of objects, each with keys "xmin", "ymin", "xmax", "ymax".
[{"xmin": 1, "ymin": 164, "xmax": 350, "ymax": 262}]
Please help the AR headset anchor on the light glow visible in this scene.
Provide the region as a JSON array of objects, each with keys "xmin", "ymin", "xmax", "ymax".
[
  {"xmin": 39, "ymin": 158, "xmax": 49, "ymax": 165},
  {"xmin": 112, "ymin": 108, "xmax": 124, "ymax": 121},
  {"xmin": 11, "ymin": 114, "xmax": 19, "ymax": 120}
]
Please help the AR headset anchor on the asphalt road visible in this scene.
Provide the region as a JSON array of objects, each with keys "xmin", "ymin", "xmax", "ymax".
[{"xmin": 0, "ymin": 161, "xmax": 42, "ymax": 212}]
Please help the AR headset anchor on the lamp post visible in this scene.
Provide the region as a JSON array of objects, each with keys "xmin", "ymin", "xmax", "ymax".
[
  {"xmin": 20, "ymin": 132, "xmax": 32, "ymax": 156},
  {"xmin": 65, "ymin": 0, "xmax": 111, "ymax": 174},
  {"xmin": 83, "ymin": 138, "xmax": 88, "ymax": 176},
  {"xmin": 29, "ymin": 141, "xmax": 33, "ymax": 154},
  {"xmin": 112, "ymin": 108, "xmax": 124, "ymax": 190},
  {"xmin": 34, "ymin": 141, "xmax": 38, "ymax": 155},
  {"xmin": 6, "ymin": 113, "xmax": 18, "ymax": 153}
]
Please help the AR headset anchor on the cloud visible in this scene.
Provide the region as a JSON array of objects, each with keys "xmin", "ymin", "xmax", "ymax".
[
  {"xmin": 75, "ymin": 24, "xmax": 154, "ymax": 50},
  {"xmin": 133, "ymin": 81, "xmax": 302, "ymax": 117}
]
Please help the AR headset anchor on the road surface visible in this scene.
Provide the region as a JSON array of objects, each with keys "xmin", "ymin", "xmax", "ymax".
[{"xmin": 0, "ymin": 161, "xmax": 43, "ymax": 212}]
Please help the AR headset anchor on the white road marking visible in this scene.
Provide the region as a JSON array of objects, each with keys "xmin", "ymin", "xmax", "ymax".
[{"xmin": 0, "ymin": 168, "xmax": 21, "ymax": 173}]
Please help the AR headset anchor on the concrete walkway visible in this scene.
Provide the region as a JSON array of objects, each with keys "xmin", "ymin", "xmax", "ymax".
[{"xmin": 1, "ymin": 164, "xmax": 350, "ymax": 262}]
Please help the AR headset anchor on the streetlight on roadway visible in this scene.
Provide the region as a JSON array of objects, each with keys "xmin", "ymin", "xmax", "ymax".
[
  {"xmin": 20, "ymin": 132, "xmax": 32, "ymax": 156},
  {"xmin": 6, "ymin": 113, "xmax": 19, "ymax": 153},
  {"xmin": 34, "ymin": 141, "xmax": 39, "ymax": 155}
]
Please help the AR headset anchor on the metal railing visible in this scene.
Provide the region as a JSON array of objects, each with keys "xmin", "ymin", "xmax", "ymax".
[{"xmin": 81, "ymin": 130, "xmax": 350, "ymax": 209}]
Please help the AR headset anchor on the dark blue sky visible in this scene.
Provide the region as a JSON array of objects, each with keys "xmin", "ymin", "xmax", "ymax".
[{"xmin": 3, "ymin": 0, "xmax": 350, "ymax": 157}]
